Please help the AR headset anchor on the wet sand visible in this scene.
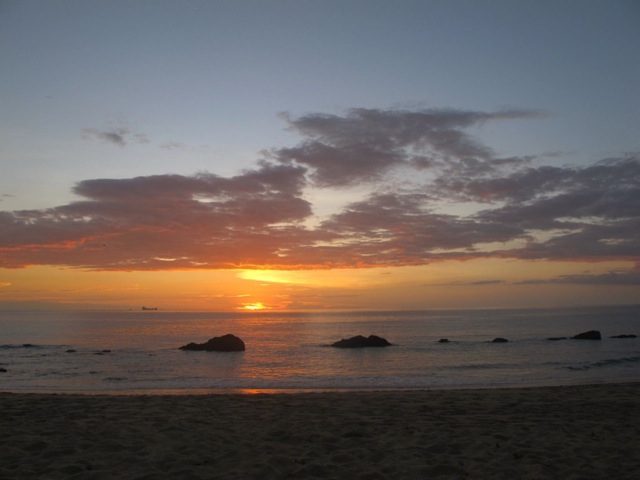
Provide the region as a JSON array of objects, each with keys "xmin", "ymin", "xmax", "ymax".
[{"xmin": 1, "ymin": 383, "xmax": 639, "ymax": 479}]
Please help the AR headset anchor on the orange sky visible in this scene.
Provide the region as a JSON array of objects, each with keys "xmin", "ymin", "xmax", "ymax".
[{"xmin": 1, "ymin": 258, "xmax": 638, "ymax": 311}]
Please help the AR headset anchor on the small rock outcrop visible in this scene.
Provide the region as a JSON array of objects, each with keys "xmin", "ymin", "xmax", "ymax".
[
  {"xmin": 180, "ymin": 334, "xmax": 246, "ymax": 352},
  {"xmin": 438, "ymin": 338, "xmax": 450, "ymax": 343},
  {"xmin": 571, "ymin": 330, "xmax": 601, "ymax": 340},
  {"xmin": 0, "ymin": 368, "xmax": 7, "ymax": 373},
  {"xmin": 491, "ymin": 337, "xmax": 508, "ymax": 343},
  {"xmin": 331, "ymin": 335, "xmax": 392, "ymax": 348},
  {"xmin": 610, "ymin": 334, "xmax": 637, "ymax": 339},
  {"xmin": 547, "ymin": 337, "xmax": 568, "ymax": 341}
]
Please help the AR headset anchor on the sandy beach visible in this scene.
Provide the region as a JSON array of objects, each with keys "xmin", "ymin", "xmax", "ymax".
[{"xmin": 1, "ymin": 383, "xmax": 639, "ymax": 479}]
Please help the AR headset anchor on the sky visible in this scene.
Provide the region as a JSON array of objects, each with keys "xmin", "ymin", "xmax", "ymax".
[{"xmin": 1, "ymin": 0, "xmax": 639, "ymax": 311}]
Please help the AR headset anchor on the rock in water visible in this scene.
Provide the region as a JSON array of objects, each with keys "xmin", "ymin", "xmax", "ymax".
[
  {"xmin": 179, "ymin": 334, "xmax": 246, "ymax": 352},
  {"xmin": 491, "ymin": 337, "xmax": 508, "ymax": 343},
  {"xmin": 610, "ymin": 334, "xmax": 637, "ymax": 339},
  {"xmin": 330, "ymin": 335, "xmax": 392, "ymax": 348},
  {"xmin": 571, "ymin": 330, "xmax": 601, "ymax": 340}
]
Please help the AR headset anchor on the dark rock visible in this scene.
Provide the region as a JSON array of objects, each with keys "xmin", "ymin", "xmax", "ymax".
[
  {"xmin": 547, "ymin": 337, "xmax": 568, "ymax": 341},
  {"xmin": 571, "ymin": 330, "xmax": 601, "ymax": 340},
  {"xmin": 180, "ymin": 334, "xmax": 246, "ymax": 352},
  {"xmin": 610, "ymin": 334, "xmax": 637, "ymax": 339},
  {"xmin": 491, "ymin": 337, "xmax": 508, "ymax": 343},
  {"xmin": 0, "ymin": 368, "xmax": 7, "ymax": 373},
  {"xmin": 22, "ymin": 344, "xmax": 35, "ymax": 348},
  {"xmin": 331, "ymin": 335, "xmax": 392, "ymax": 348},
  {"xmin": 438, "ymin": 338, "xmax": 450, "ymax": 343},
  {"xmin": 66, "ymin": 349, "xmax": 77, "ymax": 353}
]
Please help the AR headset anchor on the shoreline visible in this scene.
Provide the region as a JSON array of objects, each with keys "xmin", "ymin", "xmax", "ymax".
[
  {"xmin": 2, "ymin": 382, "xmax": 639, "ymax": 479},
  {"xmin": 2, "ymin": 377, "xmax": 639, "ymax": 396}
]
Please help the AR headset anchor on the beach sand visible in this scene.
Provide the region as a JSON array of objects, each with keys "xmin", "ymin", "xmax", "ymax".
[{"xmin": 1, "ymin": 383, "xmax": 639, "ymax": 479}]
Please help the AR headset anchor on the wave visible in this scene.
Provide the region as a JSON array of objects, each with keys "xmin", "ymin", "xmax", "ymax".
[{"xmin": 566, "ymin": 355, "xmax": 640, "ymax": 371}]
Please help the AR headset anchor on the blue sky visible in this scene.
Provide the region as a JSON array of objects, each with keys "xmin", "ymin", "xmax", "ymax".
[
  {"xmin": 1, "ymin": 0, "xmax": 639, "ymax": 310},
  {"xmin": 3, "ymin": 1, "xmax": 638, "ymax": 199}
]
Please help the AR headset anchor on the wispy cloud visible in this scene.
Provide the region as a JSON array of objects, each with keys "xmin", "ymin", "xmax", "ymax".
[
  {"xmin": 83, "ymin": 122, "xmax": 187, "ymax": 150},
  {"xmin": 2, "ymin": 107, "xmax": 638, "ymax": 271},
  {"xmin": 82, "ymin": 121, "xmax": 150, "ymax": 147},
  {"xmin": 517, "ymin": 264, "xmax": 640, "ymax": 286},
  {"xmin": 427, "ymin": 279, "xmax": 505, "ymax": 287},
  {"xmin": 159, "ymin": 141, "xmax": 186, "ymax": 150}
]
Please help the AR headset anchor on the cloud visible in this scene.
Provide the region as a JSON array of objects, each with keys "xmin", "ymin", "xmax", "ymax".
[
  {"xmin": 467, "ymin": 156, "xmax": 640, "ymax": 260},
  {"xmin": 304, "ymin": 191, "xmax": 523, "ymax": 267},
  {"xmin": 268, "ymin": 107, "xmax": 543, "ymax": 187},
  {"xmin": 0, "ymin": 163, "xmax": 313, "ymax": 270},
  {"xmin": 427, "ymin": 279, "xmax": 505, "ymax": 287},
  {"xmin": 1, "ymin": 107, "xmax": 639, "ymax": 271},
  {"xmin": 159, "ymin": 141, "xmax": 186, "ymax": 150},
  {"xmin": 517, "ymin": 263, "xmax": 640, "ymax": 286},
  {"xmin": 82, "ymin": 125, "xmax": 150, "ymax": 147},
  {"xmin": 438, "ymin": 156, "xmax": 640, "ymax": 205},
  {"xmin": 83, "ymin": 121, "xmax": 186, "ymax": 150}
]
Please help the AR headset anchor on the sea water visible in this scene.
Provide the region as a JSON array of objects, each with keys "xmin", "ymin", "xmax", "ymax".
[{"xmin": 1, "ymin": 305, "xmax": 639, "ymax": 393}]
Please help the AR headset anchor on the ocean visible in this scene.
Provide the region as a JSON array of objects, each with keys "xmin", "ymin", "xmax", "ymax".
[{"xmin": 1, "ymin": 305, "xmax": 639, "ymax": 394}]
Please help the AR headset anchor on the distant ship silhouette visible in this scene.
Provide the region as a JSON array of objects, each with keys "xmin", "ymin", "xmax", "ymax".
[{"xmin": 141, "ymin": 306, "xmax": 158, "ymax": 311}]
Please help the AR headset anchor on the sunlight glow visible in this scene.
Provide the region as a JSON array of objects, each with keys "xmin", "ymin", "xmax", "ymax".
[{"xmin": 242, "ymin": 302, "xmax": 266, "ymax": 311}]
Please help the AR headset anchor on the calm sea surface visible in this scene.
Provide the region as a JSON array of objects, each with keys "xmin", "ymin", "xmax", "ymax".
[{"xmin": 1, "ymin": 305, "xmax": 639, "ymax": 393}]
